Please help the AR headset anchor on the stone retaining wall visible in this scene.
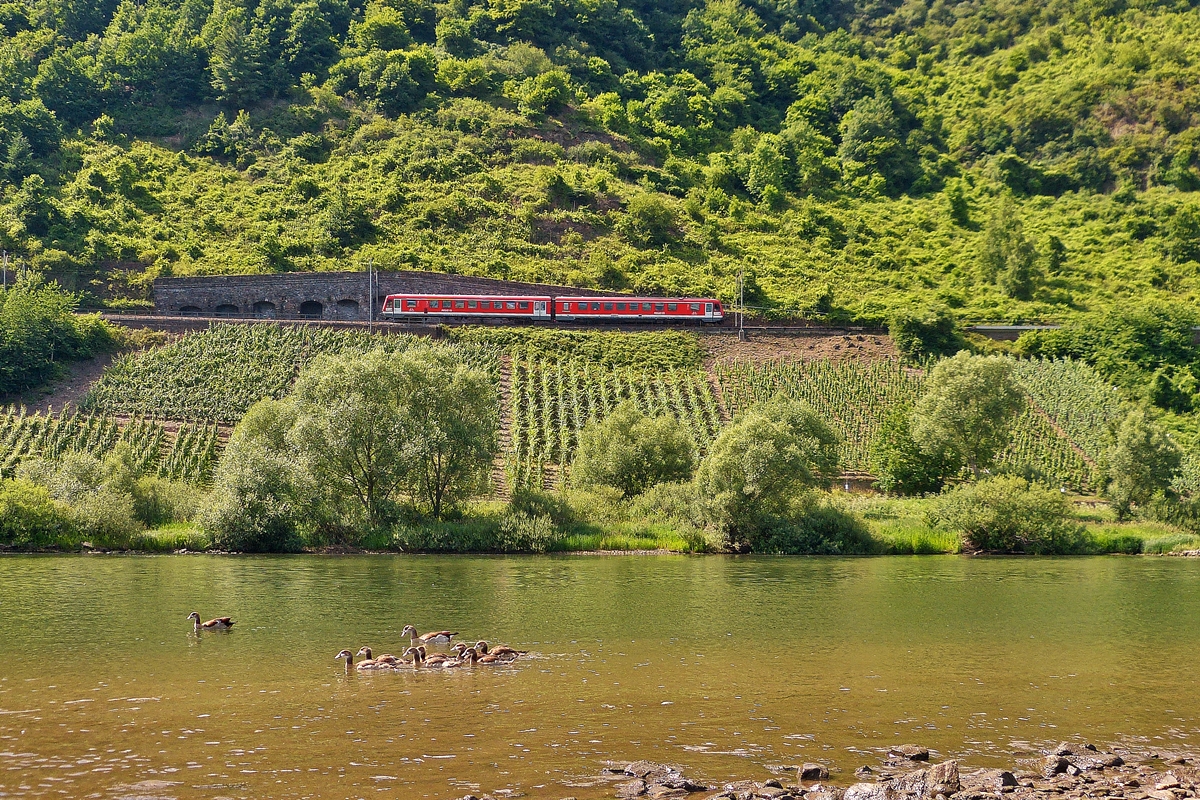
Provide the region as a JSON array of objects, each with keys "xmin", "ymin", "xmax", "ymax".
[{"xmin": 152, "ymin": 271, "xmax": 607, "ymax": 321}]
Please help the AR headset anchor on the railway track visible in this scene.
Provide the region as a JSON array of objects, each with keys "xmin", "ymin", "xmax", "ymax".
[{"xmin": 94, "ymin": 312, "xmax": 885, "ymax": 337}]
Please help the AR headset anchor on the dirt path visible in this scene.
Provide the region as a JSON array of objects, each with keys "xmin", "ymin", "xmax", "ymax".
[{"xmin": 0, "ymin": 354, "xmax": 116, "ymax": 414}]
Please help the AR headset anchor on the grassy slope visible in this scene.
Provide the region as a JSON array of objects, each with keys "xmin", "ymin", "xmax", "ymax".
[{"xmin": 8, "ymin": 0, "xmax": 1200, "ymax": 323}]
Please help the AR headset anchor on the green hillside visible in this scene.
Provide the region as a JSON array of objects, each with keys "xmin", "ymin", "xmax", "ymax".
[{"xmin": 3, "ymin": 0, "xmax": 1200, "ymax": 321}]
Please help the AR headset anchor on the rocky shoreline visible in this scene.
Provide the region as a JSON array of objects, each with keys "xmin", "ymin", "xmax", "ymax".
[
  {"xmin": 597, "ymin": 744, "xmax": 1199, "ymax": 800},
  {"xmin": 457, "ymin": 742, "xmax": 1200, "ymax": 800}
]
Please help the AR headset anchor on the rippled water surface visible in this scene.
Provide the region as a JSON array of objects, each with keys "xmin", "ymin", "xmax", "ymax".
[{"xmin": 0, "ymin": 555, "xmax": 1198, "ymax": 799}]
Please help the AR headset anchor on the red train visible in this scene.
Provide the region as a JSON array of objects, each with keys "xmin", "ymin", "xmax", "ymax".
[{"xmin": 380, "ymin": 294, "xmax": 725, "ymax": 324}]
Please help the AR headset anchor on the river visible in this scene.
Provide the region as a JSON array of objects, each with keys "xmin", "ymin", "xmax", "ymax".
[{"xmin": 0, "ymin": 555, "xmax": 1197, "ymax": 799}]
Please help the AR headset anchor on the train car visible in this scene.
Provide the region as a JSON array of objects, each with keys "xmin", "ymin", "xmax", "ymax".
[
  {"xmin": 554, "ymin": 296, "xmax": 724, "ymax": 324},
  {"xmin": 381, "ymin": 294, "xmax": 553, "ymax": 320}
]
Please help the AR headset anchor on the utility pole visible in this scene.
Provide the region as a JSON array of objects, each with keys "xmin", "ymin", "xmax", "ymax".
[{"xmin": 737, "ymin": 266, "xmax": 746, "ymax": 341}]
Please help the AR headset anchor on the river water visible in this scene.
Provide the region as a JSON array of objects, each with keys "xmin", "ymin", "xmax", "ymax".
[{"xmin": 0, "ymin": 555, "xmax": 1197, "ymax": 800}]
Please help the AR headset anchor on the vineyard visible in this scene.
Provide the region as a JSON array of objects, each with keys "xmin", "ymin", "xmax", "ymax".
[
  {"xmin": 82, "ymin": 324, "xmax": 499, "ymax": 423},
  {"xmin": 0, "ymin": 407, "xmax": 222, "ymax": 484},
  {"xmin": 505, "ymin": 350, "xmax": 723, "ymax": 492}
]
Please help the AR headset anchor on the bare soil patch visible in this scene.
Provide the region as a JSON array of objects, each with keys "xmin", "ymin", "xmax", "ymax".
[
  {"xmin": 3, "ymin": 354, "xmax": 115, "ymax": 414},
  {"xmin": 703, "ymin": 331, "xmax": 897, "ymax": 367}
]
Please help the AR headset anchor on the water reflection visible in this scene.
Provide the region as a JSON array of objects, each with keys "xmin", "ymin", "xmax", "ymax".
[{"xmin": 0, "ymin": 555, "xmax": 1197, "ymax": 799}]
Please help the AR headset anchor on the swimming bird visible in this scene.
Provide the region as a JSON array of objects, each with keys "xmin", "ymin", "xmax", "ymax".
[
  {"xmin": 472, "ymin": 643, "xmax": 511, "ymax": 664},
  {"xmin": 402, "ymin": 646, "xmax": 424, "ymax": 670},
  {"xmin": 415, "ymin": 645, "xmax": 455, "ymax": 666},
  {"xmin": 187, "ymin": 612, "xmax": 235, "ymax": 631},
  {"xmin": 401, "ymin": 625, "xmax": 458, "ymax": 648},
  {"xmin": 334, "ymin": 649, "xmax": 355, "ymax": 670},
  {"xmin": 354, "ymin": 647, "xmax": 398, "ymax": 671},
  {"xmin": 458, "ymin": 647, "xmax": 479, "ymax": 666},
  {"xmin": 356, "ymin": 646, "xmax": 401, "ymax": 665},
  {"xmin": 474, "ymin": 640, "xmax": 525, "ymax": 659}
]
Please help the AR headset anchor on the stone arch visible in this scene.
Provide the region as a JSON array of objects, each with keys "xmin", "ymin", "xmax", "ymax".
[
  {"xmin": 252, "ymin": 300, "xmax": 277, "ymax": 318},
  {"xmin": 179, "ymin": 305, "xmax": 202, "ymax": 315},
  {"xmin": 214, "ymin": 303, "xmax": 239, "ymax": 316},
  {"xmin": 335, "ymin": 298, "xmax": 360, "ymax": 319},
  {"xmin": 299, "ymin": 300, "xmax": 324, "ymax": 317}
]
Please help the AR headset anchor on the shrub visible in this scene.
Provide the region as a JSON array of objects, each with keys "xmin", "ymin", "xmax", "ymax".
[
  {"xmin": 929, "ymin": 475, "xmax": 1085, "ymax": 553},
  {"xmin": 571, "ymin": 402, "xmax": 696, "ymax": 498},
  {"xmin": 869, "ymin": 406, "xmax": 961, "ymax": 494},
  {"xmin": 888, "ymin": 306, "xmax": 963, "ymax": 361},
  {"xmin": 497, "ymin": 510, "xmax": 564, "ymax": 553},
  {"xmin": 132, "ymin": 476, "xmax": 203, "ymax": 527},
  {"xmin": 740, "ymin": 496, "xmax": 875, "ymax": 555},
  {"xmin": 0, "ymin": 478, "xmax": 76, "ymax": 548}
]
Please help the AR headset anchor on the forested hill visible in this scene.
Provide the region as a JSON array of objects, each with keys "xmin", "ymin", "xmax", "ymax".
[{"xmin": 3, "ymin": 0, "xmax": 1200, "ymax": 323}]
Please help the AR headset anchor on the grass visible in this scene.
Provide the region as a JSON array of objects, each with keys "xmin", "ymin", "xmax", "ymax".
[{"xmin": 127, "ymin": 524, "xmax": 211, "ymax": 552}]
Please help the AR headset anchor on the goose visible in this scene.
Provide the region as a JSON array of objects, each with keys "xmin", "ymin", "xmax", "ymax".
[
  {"xmin": 458, "ymin": 647, "xmax": 479, "ymax": 666},
  {"xmin": 415, "ymin": 645, "xmax": 455, "ymax": 666},
  {"xmin": 472, "ymin": 643, "xmax": 511, "ymax": 665},
  {"xmin": 474, "ymin": 640, "xmax": 525, "ymax": 659},
  {"xmin": 334, "ymin": 649, "xmax": 356, "ymax": 669},
  {"xmin": 401, "ymin": 625, "xmax": 458, "ymax": 648},
  {"xmin": 402, "ymin": 646, "xmax": 424, "ymax": 670},
  {"xmin": 354, "ymin": 647, "xmax": 398, "ymax": 671},
  {"xmin": 187, "ymin": 612, "xmax": 235, "ymax": 631},
  {"xmin": 356, "ymin": 646, "xmax": 401, "ymax": 665}
]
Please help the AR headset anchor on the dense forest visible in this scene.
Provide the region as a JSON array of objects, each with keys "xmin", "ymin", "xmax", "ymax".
[{"xmin": 2, "ymin": 0, "xmax": 1200, "ymax": 321}]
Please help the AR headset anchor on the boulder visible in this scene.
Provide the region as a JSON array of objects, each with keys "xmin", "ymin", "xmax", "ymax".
[
  {"xmin": 647, "ymin": 786, "xmax": 689, "ymax": 800},
  {"xmin": 764, "ymin": 780, "xmax": 784, "ymax": 790},
  {"xmin": 844, "ymin": 783, "xmax": 895, "ymax": 800},
  {"xmin": 801, "ymin": 765, "xmax": 831, "ymax": 782},
  {"xmin": 1147, "ymin": 791, "xmax": 1178, "ymax": 800},
  {"xmin": 616, "ymin": 780, "xmax": 648, "ymax": 798},
  {"xmin": 930, "ymin": 761, "xmax": 961, "ymax": 795},
  {"xmin": 1155, "ymin": 775, "xmax": 1182, "ymax": 791},
  {"xmin": 855, "ymin": 767, "xmax": 876, "ymax": 780},
  {"xmin": 890, "ymin": 746, "xmax": 931, "ymax": 763},
  {"xmin": 1052, "ymin": 744, "xmax": 1074, "ymax": 757},
  {"xmin": 1042, "ymin": 757, "xmax": 1071, "ymax": 778},
  {"xmin": 962, "ymin": 769, "xmax": 1018, "ymax": 791},
  {"xmin": 756, "ymin": 788, "xmax": 786, "ymax": 799}
]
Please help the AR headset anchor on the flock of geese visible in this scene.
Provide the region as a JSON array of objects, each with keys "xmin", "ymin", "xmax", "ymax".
[{"xmin": 186, "ymin": 613, "xmax": 526, "ymax": 672}]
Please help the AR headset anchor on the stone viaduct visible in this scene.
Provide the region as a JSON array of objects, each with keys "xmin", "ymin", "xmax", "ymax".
[{"xmin": 152, "ymin": 271, "xmax": 605, "ymax": 321}]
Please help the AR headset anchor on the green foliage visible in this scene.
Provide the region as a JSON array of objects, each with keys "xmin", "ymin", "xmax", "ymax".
[
  {"xmin": 911, "ymin": 352, "xmax": 1025, "ymax": 477},
  {"xmin": 929, "ymin": 475, "xmax": 1085, "ymax": 554},
  {"xmin": 870, "ymin": 406, "xmax": 960, "ymax": 496},
  {"xmin": 0, "ymin": 279, "xmax": 117, "ymax": 395},
  {"xmin": 1104, "ymin": 408, "xmax": 1182, "ymax": 519},
  {"xmin": 888, "ymin": 307, "xmax": 963, "ymax": 362},
  {"xmin": 0, "ymin": 478, "xmax": 75, "ymax": 548},
  {"xmin": 571, "ymin": 401, "xmax": 696, "ymax": 498},
  {"xmin": 695, "ymin": 396, "xmax": 840, "ymax": 546}
]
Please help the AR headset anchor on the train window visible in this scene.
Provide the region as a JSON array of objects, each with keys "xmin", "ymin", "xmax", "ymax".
[
  {"xmin": 467, "ymin": 300, "xmax": 477, "ymax": 309},
  {"xmin": 604, "ymin": 302, "xmax": 614, "ymax": 311},
  {"xmin": 506, "ymin": 301, "xmax": 517, "ymax": 309},
  {"xmin": 455, "ymin": 301, "xmax": 465, "ymax": 309},
  {"xmin": 591, "ymin": 302, "xmax": 600, "ymax": 311},
  {"xmin": 616, "ymin": 303, "xmax": 626, "ymax": 311},
  {"xmin": 519, "ymin": 302, "xmax": 529, "ymax": 310},
  {"xmin": 434, "ymin": 300, "xmax": 444, "ymax": 309},
  {"xmin": 667, "ymin": 303, "xmax": 678, "ymax": 311},
  {"xmin": 577, "ymin": 302, "xmax": 586, "ymax": 311},
  {"xmin": 406, "ymin": 299, "xmax": 417, "ymax": 309},
  {"xmin": 690, "ymin": 303, "xmax": 700, "ymax": 312},
  {"xmin": 642, "ymin": 302, "xmax": 652, "ymax": 311},
  {"xmin": 655, "ymin": 303, "xmax": 664, "ymax": 311}
]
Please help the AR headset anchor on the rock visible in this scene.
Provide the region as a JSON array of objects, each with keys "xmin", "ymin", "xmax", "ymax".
[
  {"xmin": 890, "ymin": 746, "xmax": 931, "ymax": 763},
  {"xmin": 1052, "ymin": 744, "xmax": 1074, "ymax": 757},
  {"xmin": 931, "ymin": 762, "xmax": 961, "ymax": 796},
  {"xmin": 647, "ymin": 785, "xmax": 689, "ymax": 800},
  {"xmin": 627, "ymin": 763, "xmax": 661, "ymax": 779},
  {"xmin": 1064, "ymin": 766, "xmax": 1082, "ymax": 778},
  {"xmin": 756, "ymin": 787, "xmax": 787, "ymax": 799},
  {"xmin": 806, "ymin": 790, "xmax": 842, "ymax": 800},
  {"xmin": 964, "ymin": 769, "xmax": 1019, "ymax": 791},
  {"xmin": 1095, "ymin": 755, "xmax": 1125, "ymax": 769},
  {"xmin": 1148, "ymin": 791, "xmax": 1178, "ymax": 800},
  {"xmin": 1083, "ymin": 745, "xmax": 1098, "ymax": 753},
  {"xmin": 616, "ymin": 780, "xmax": 648, "ymax": 798},
  {"xmin": 801, "ymin": 765, "xmax": 831, "ymax": 782},
  {"xmin": 1155, "ymin": 776, "xmax": 1182, "ymax": 791},
  {"xmin": 764, "ymin": 780, "xmax": 784, "ymax": 790},
  {"xmin": 855, "ymin": 767, "xmax": 876, "ymax": 779},
  {"xmin": 845, "ymin": 783, "xmax": 895, "ymax": 800},
  {"xmin": 1043, "ymin": 758, "xmax": 1071, "ymax": 779}
]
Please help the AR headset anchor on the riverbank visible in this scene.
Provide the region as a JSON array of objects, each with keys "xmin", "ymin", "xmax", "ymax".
[{"xmin": 535, "ymin": 744, "xmax": 1200, "ymax": 800}]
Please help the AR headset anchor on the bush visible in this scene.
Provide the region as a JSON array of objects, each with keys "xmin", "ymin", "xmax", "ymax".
[
  {"xmin": 571, "ymin": 402, "xmax": 696, "ymax": 498},
  {"xmin": 888, "ymin": 306, "xmax": 963, "ymax": 361},
  {"xmin": 0, "ymin": 478, "xmax": 76, "ymax": 548},
  {"xmin": 869, "ymin": 406, "xmax": 961, "ymax": 494},
  {"xmin": 132, "ymin": 476, "xmax": 203, "ymax": 527},
  {"xmin": 929, "ymin": 475, "xmax": 1085, "ymax": 553},
  {"xmin": 738, "ymin": 496, "xmax": 875, "ymax": 555},
  {"xmin": 497, "ymin": 510, "xmax": 564, "ymax": 553}
]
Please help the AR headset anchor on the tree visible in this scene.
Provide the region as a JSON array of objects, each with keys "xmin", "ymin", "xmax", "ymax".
[
  {"xmin": 571, "ymin": 401, "xmax": 697, "ymax": 498},
  {"xmin": 930, "ymin": 475, "xmax": 1084, "ymax": 554},
  {"xmin": 910, "ymin": 352, "xmax": 1025, "ymax": 478},
  {"xmin": 980, "ymin": 195, "xmax": 1040, "ymax": 300},
  {"xmin": 1104, "ymin": 408, "xmax": 1182, "ymax": 520},
  {"xmin": 695, "ymin": 396, "xmax": 840, "ymax": 539},
  {"xmin": 888, "ymin": 306, "xmax": 962, "ymax": 361},
  {"xmin": 869, "ymin": 406, "xmax": 961, "ymax": 495}
]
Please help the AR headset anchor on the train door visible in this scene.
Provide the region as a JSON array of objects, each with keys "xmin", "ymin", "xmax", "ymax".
[
  {"xmin": 533, "ymin": 300, "xmax": 548, "ymax": 319},
  {"xmin": 705, "ymin": 303, "xmax": 713, "ymax": 319}
]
